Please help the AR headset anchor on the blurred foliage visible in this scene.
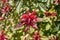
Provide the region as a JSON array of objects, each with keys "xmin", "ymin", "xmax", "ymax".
[{"xmin": 0, "ymin": 0, "xmax": 60, "ymax": 40}]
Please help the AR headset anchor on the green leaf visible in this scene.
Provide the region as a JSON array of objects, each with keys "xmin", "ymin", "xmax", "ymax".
[
  {"xmin": 29, "ymin": 27, "xmax": 35, "ymax": 34},
  {"xmin": 47, "ymin": 0, "xmax": 50, "ymax": 7},
  {"xmin": 9, "ymin": 0, "xmax": 14, "ymax": 6},
  {"xmin": 16, "ymin": 0, "xmax": 23, "ymax": 13},
  {"xmin": 45, "ymin": 23, "xmax": 51, "ymax": 30},
  {"xmin": 53, "ymin": 24, "xmax": 60, "ymax": 32}
]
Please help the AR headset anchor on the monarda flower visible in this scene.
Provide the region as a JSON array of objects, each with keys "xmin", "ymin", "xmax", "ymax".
[
  {"xmin": 2, "ymin": 0, "xmax": 9, "ymax": 3},
  {"xmin": 33, "ymin": 32, "xmax": 41, "ymax": 40},
  {"xmin": 49, "ymin": 36, "xmax": 59, "ymax": 40},
  {"xmin": 45, "ymin": 10, "xmax": 57, "ymax": 17},
  {"xmin": 2, "ymin": 5, "xmax": 11, "ymax": 14},
  {"xmin": 0, "ymin": 30, "xmax": 8, "ymax": 40},
  {"xmin": 16, "ymin": 11, "xmax": 42, "ymax": 31}
]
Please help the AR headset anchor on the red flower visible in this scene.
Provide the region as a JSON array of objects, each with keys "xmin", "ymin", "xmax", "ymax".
[
  {"xmin": 2, "ymin": 0, "xmax": 9, "ymax": 3},
  {"xmin": 2, "ymin": 5, "xmax": 11, "ymax": 14},
  {"xmin": 33, "ymin": 32, "xmax": 41, "ymax": 40},
  {"xmin": 49, "ymin": 36, "xmax": 59, "ymax": 40},
  {"xmin": 16, "ymin": 11, "xmax": 41, "ymax": 31},
  {"xmin": 45, "ymin": 10, "xmax": 51, "ymax": 17},
  {"xmin": 45, "ymin": 10, "xmax": 57, "ymax": 17},
  {"xmin": 0, "ymin": 30, "xmax": 8, "ymax": 40}
]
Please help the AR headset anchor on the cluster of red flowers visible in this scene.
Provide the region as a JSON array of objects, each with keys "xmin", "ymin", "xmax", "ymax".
[
  {"xmin": 0, "ymin": 0, "xmax": 59, "ymax": 40},
  {"xmin": 16, "ymin": 9, "xmax": 57, "ymax": 40},
  {"xmin": 0, "ymin": 0, "xmax": 11, "ymax": 39}
]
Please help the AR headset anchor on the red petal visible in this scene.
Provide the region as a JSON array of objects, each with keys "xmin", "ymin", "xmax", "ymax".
[
  {"xmin": 30, "ymin": 15, "xmax": 37, "ymax": 19},
  {"xmin": 32, "ymin": 24, "xmax": 38, "ymax": 29},
  {"xmin": 51, "ymin": 13, "xmax": 57, "ymax": 16},
  {"xmin": 36, "ymin": 18, "xmax": 43, "ymax": 22},
  {"xmin": 0, "ymin": 17, "xmax": 4, "ymax": 20},
  {"xmin": 25, "ymin": 25, "xmax": 30, "ymax": 31},
  {"xmin": 21, "ymin": 14, "xmax": 28, "ymax": 19},
  {"xmin": 21, "ymin": 18, "xmax": 27, "ymax": 22},
  {"xmin": 32, "ymin": 19, "xmax": 38, "ymax": 23},
  {"xmin": 32, "ymin": 11, "xmax": 36, "ymax": 15},
  {"xmin": 54, "ymin": 0, "xmax": 59, "ymax": 5},
  {"xmin": 27, "ymin": 18, "xmax": 31, "ymax": 24}
]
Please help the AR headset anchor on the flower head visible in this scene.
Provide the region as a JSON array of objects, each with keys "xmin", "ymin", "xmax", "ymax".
[
  {"xmin": 16, "ymin": 11, "xmax": 42, "ymax": 31},
  {"xmin": 0, "ymin": 30, "xmax": 8, "ymax": 40},
  {"xmin": 2, "ymin": 5, "xmax": 11, "ymax": 14},
  {"xmin": 33, "ymin": 32, "xmax": 41, "ymax": 40}
]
